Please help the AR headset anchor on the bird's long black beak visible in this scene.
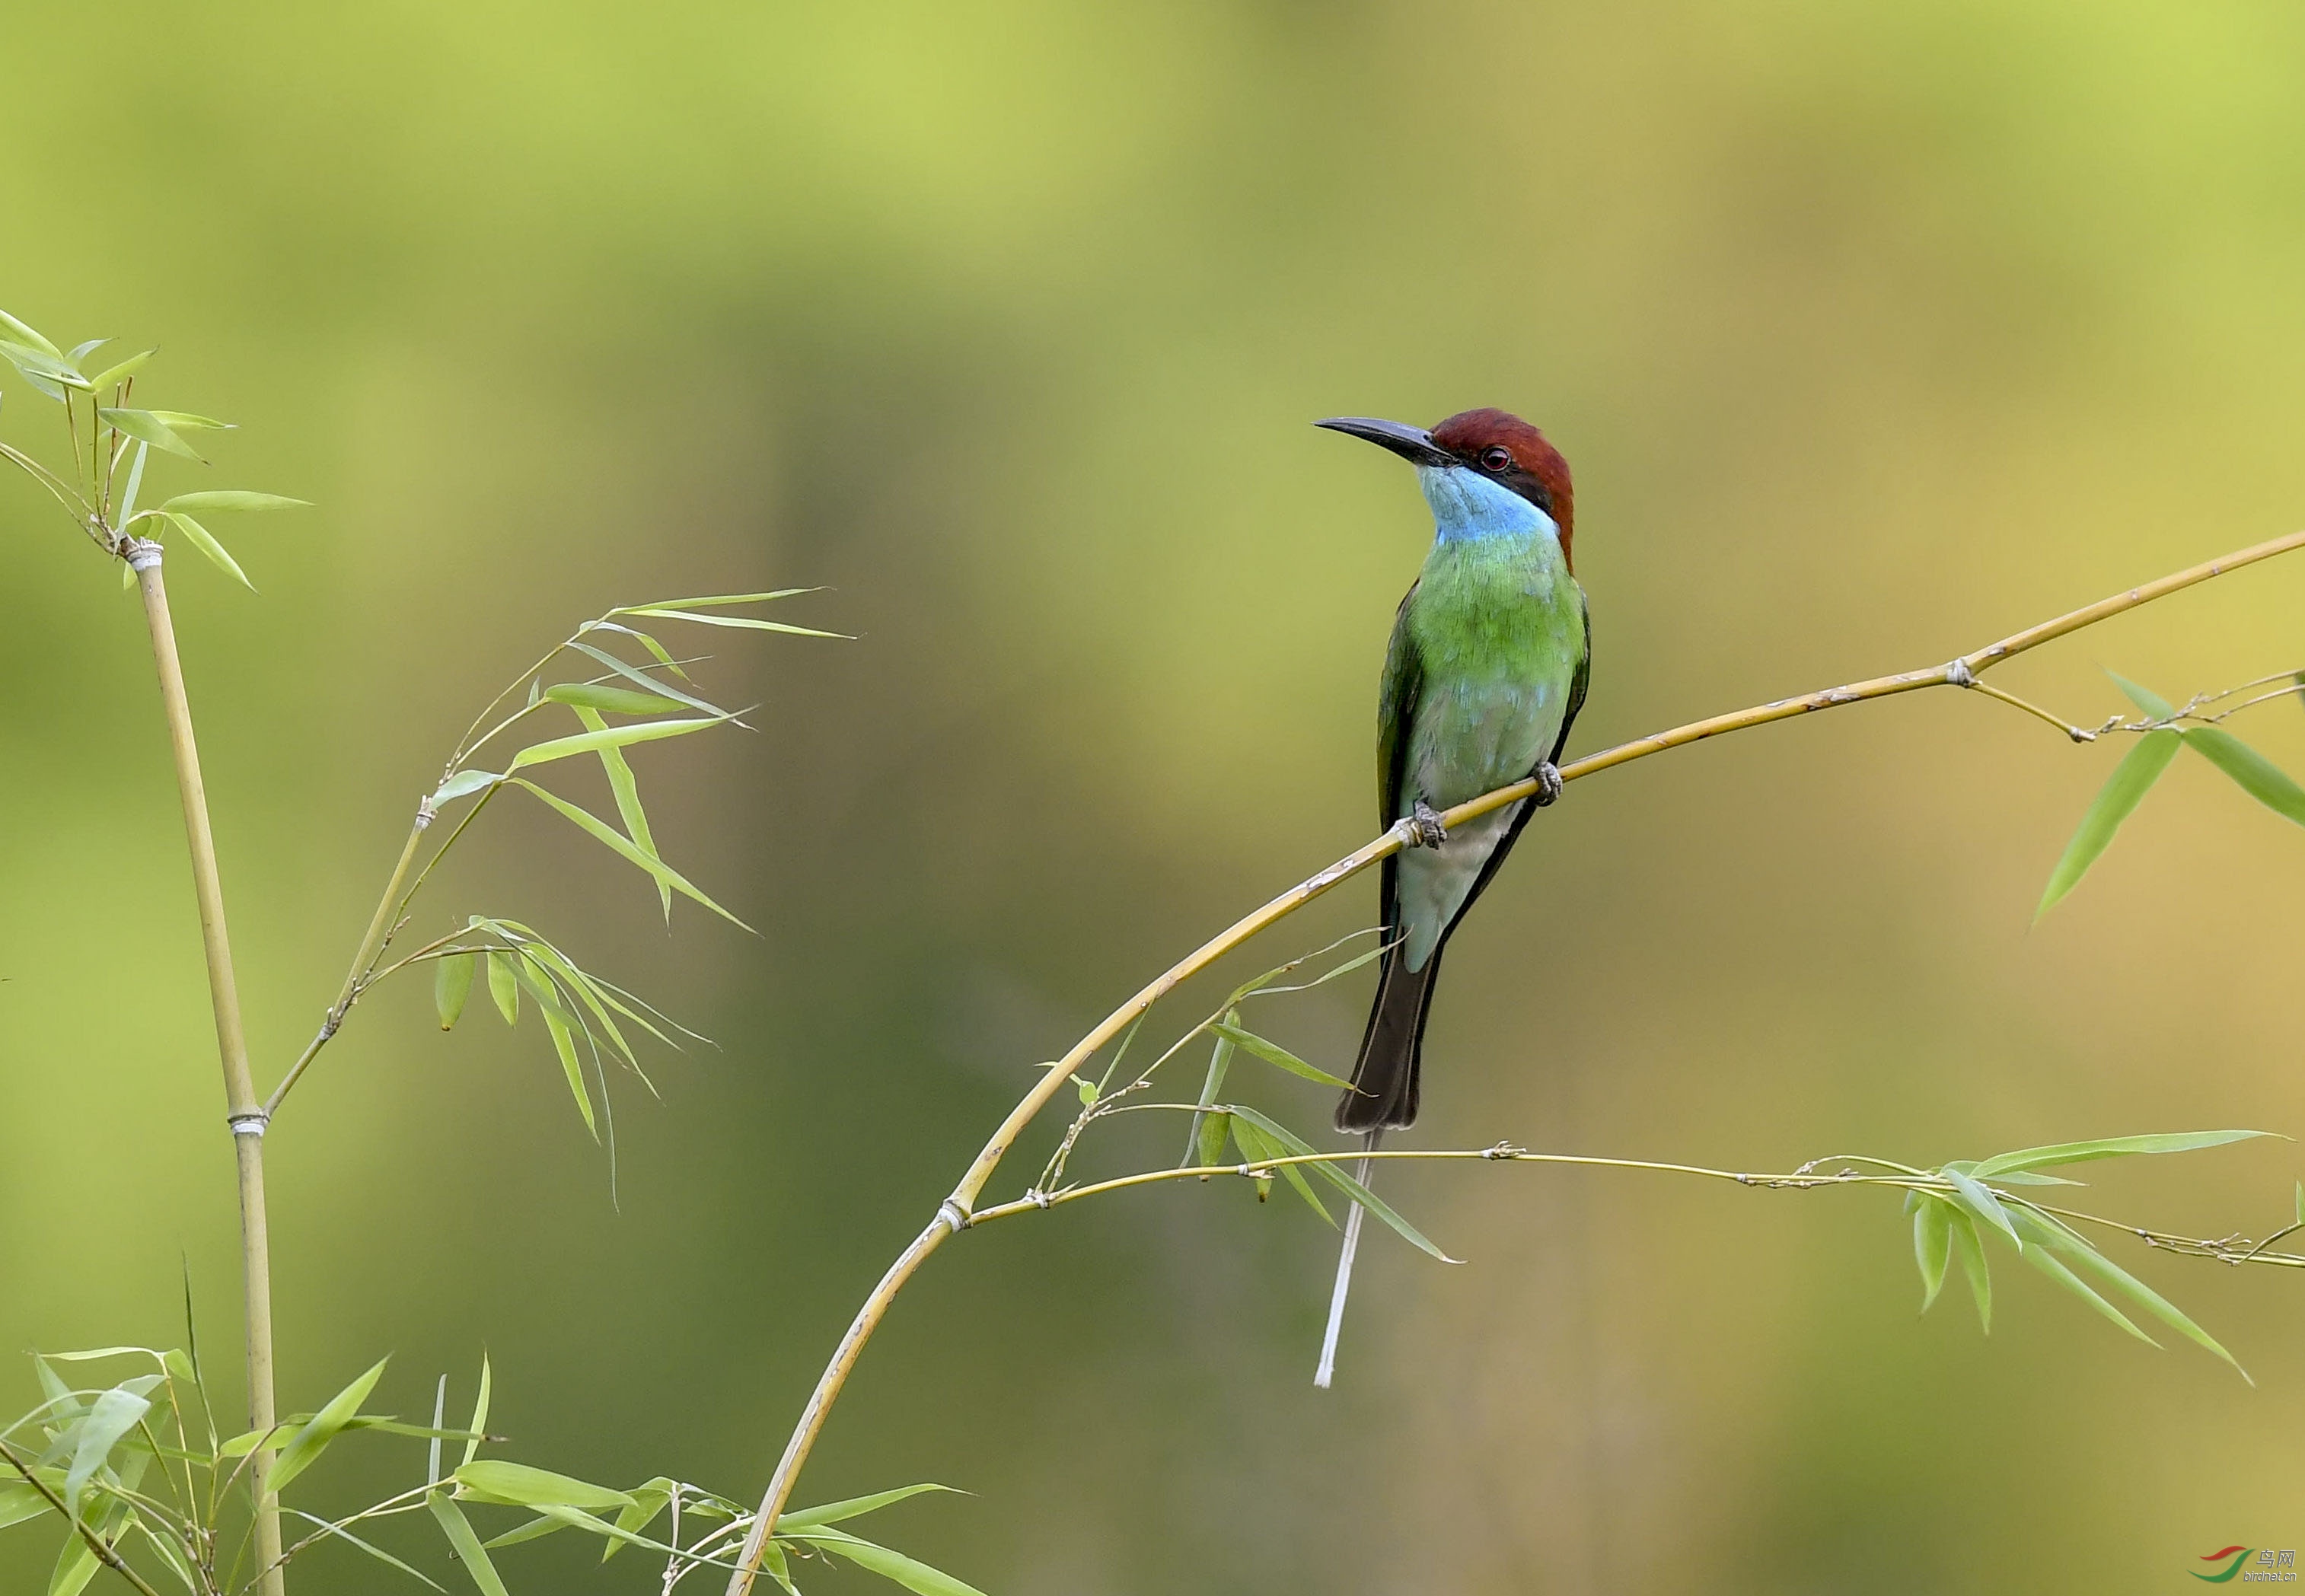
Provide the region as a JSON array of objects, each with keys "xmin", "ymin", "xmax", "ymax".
[{"xmin": 1314, "ymin": 416, "xmax": 1453, "ymax": 469}]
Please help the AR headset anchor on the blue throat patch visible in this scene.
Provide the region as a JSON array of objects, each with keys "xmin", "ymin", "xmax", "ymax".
[{"xmin": 1415, "ymin": 464, "xmax": 1559, "ymax": 545}]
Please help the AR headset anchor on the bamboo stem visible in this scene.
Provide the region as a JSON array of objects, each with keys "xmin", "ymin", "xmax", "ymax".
[
  {"xmin": 129, "ymin": 542, "xmax": 286, "ymax": 1596},
  {"xmin": 721, "ymin": 525, "xmax": 2305, "ymax": 1595}
]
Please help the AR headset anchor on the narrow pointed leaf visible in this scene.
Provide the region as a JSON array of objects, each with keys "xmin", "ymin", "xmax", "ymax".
[
  {"xmin": 435, "ymin": 954, "xmax": 476, "ymax": 1030},
  {"xmin": 566, "ymin": 641, "xmax": 728, "ymax": 717},
  {"xmin": 1209, "ymin": 1022, "xmax": 1353, "ymax": 1088},
  {"xmin": 118, "ymin": 442, "xmax": 149, "ymax": 527},
  {"xmin": 431, "ymin": 769, "xmax": 500, "ymax": 805},
  {"xmin": 777, "ymin": 1483, "xmax": 959, "ymax": 1530},
  {"xmin": 454, "ymin": 1460, "xmax": 632, "ymax": 1510},
  {"xmin": 512, "ymin": 779, "xmax": 753, "ymax": 931},
  {"xmin": 5, "ymin": 342, "xmax": 91, "ymax": 389},
  {"xmin": 1940, "ymin": 1167, "xmax": 2020, "ymax": 1247},
  {"xmin": 617, "ymin": 607, "xmax": 848, "ymax": 639},
  {"xmin": 0, "ymin": 1483, "xmax": 47, "ymax": 1531},
  {"xmin": 1229, "ymin": 1104, "xmax": 1455, "ymax": 1262},
  {"xmin": 539, "ymin": 1005, "xmax": 598, "ymax": 1139},
  {"xmin": 2020, "ymin": 1243, "xmax": 2157, "ymax": 1346},
  {"xmin": 1912, "ymin": 1193, "xmax": 1952, "ymax": 1311},
  {"xmin": 505, "ymin": 714, "xmax": 729, "ymax": 772},
  {"xmin": 2184, "ymin": 728, "xmax": 2305, "ymax": 827},
  {"xmin": 63, "ymin": 1385, "xmax": 150, "ymax": 1515},
  {"xmin": 158, "ymin": 491, "xmax": 307, "ymax": 514},
  {"xmin": 2109, "ymin": 671, "xmax": 2178, "ymax": 722},
  {"xmin": 1230, "ymin": 1116, "xmax": 1334, "ymax": 1225},
  {"xmin": 486, "ymin": 952, "xmax": 519, "ymax": 1025},
  {"xmin": 572, "ymin": 706, "xmax": 669, "ymax": 920},
  {"xmin": 2014, "ymin": 1210, "xmax": 2247, "ymax": 1378},
  {"xmin": 461, "ymin": 1357, "xmax": 490, "ymax": 1470},
  {"xmin": 787, "ymin": 1526, "xmax": 988, "ymax": 1596},
  {"xmin": 602, "ymin": 1477, "xmax": 672, "ymax": 1563},
  {"xmin": 1973, "ymin": 1130, "xmax": 2271, "ymax": 1177},
  {"xmin": 85, "ymin": 350, "xmax": 152, "ymax": 391},
  {"xmin": 622, "ymin": 588, "xmax": 818, "ymax": 608},
  {"xmin": 581, "ymin": 622, "xmax": 689, "ymax": 679},
  {"xmin": 267, "ymin": 1356, "xmax": 389, "ymax": 1495},
  {"xmin": 143, "ymin": 409, "xmax": 231, "ymax": 432},
  {"xmin": 97, "ymin": 407, "xmax": 203, "ymax": 460},
  {"xmin": 2036, "ymin": 728, "xmax": 2182, "ymax": 919},
  {"xmin": 544, "ymin": 683, "xmax": 684, "ymax": 715},
  {"xmin": 1946, "ymin": 1206, "xmax": 1991, "ymax": 1332},
  {"xmin": 427, "ymin": 1495, "xmax": 511, "ymax": 1596},
  {"xmin": 163, "ymin": 513, "xmax": 253, "ymax": 590},
  {"xmin": 0, "ymin": 308, "xmax": 61, "ymax": 356}
]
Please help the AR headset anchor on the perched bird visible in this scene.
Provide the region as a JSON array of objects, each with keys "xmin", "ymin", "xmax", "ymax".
[
  {"xmin": 1312, "ymin": 408, "xmax": 1589, "ymax": 1386},
  {"xmin": 1321, "ymin": 408, "xmax": 1589, "ymax": 1133}
]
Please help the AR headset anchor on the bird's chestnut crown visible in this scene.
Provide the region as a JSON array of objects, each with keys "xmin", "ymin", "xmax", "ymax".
[{"xmin": 1428, "ymin": 408, "xmax": 1573, "ymax": 545}]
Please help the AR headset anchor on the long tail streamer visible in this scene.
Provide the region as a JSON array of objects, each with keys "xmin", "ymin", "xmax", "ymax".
[{"xmin": 1314, "ymin": 1129, "xmax": 1384, "ymax": 1388}]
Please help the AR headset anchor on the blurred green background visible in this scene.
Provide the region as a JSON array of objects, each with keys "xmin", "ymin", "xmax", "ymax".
[{"xmin": 5, "ymin": 1, "xmax": 2305, "ymax": 1589}]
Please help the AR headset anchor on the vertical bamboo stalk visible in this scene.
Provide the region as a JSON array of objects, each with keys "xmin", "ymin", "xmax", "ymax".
[{"xmin": 129, "ymin": 540, "xmax": 286, "ymax": 1595}]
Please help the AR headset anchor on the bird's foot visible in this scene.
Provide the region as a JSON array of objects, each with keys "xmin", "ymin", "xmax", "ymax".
[
  {"xmin": 1408, "ymin": 800, "xmax": 1449, "ymax": 849},
  {"xmin": 1532, "ymin": 761, "xmax": 1564, "ymax": 808}
]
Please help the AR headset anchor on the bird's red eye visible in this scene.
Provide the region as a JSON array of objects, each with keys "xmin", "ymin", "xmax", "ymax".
[{"xmin": 1479, "ymin": 446, "xmax": 1512, "ymax": 471}]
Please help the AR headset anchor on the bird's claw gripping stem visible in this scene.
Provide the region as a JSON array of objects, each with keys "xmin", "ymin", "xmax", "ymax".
[
  {"xmin": 1408, "ymin": 801, "xmax": 1449, "ymax": 849},
  {"xmin": 1532, "ymin": 760, "xmax": 1564, "ymax": 808}
]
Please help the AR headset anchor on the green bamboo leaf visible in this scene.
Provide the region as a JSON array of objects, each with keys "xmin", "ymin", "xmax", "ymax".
[
  {"xmin": 785, "ymin": 1526, "xmax": 988, "ymax": 1596},
  {"xmin": 1229, "ymin": 1104, "xmax": 1456, "ymax": 1262},
  {"xmin": 2013, "ymin": 1210, "xmax": 2248, "ymax": 1378},
  {"xmin": 158, "ymin": 491, "xmax": 307, "ymax": 514},
  {"xmin": 63, "ymin": 1384, "xmax": 151, "ymax": 1515},
  {"xmin": 1912, "ymin": 1193, "xmax": 1952, "ymax": 1311},
  {"xmin": 84, "ymin": 350, "xmax": 152, "ymax": 391},
  {"xmin": 144, "ymin": 409, "xmax": 232, "ymax": 432},
  {"xmin": 46, "ymin": 1507, "xmax": 113, "ymax": 1596},
  {"xmin": 601, "ymin": 1477, "xmax": 673, "ymax": 1563},
  {"xmin": 2019, "ymin": 1242, "xmax": 2157, "ymax": 1346},
  {"xmin": 616, "ymin": 607, "xmax": 848, "ymax": 639},
  {"xmin": 162, "ymin": 513, "xmax": 253, "ymax": 591},
  {"xmin": 778, "ymin": 1483, "xmax": 961, "ymax": 1530},
  {"xmin": 760, "ymin": 1540, "xmax": 802, "ymax": 1596},
  {"xmin": 97, "ymin": 407, "xmax": 204, "ymax": 460},
  {"xmin": 581, "ymin": 621, "xmax": 690, "ymax": 679},
  {"xmin": 505, "ymin": 714, "xmax": 730, "ymax": 773},
  {"xmin": 282, "ymin": 1508, "xmax": 448, "ymax": 1591},
  {"xmin": 5, "ymin": 342, "xmax": 91, "ymax": 390},
  {"xmin": 2035, "ymin": 728, "xmax": 2182, "ymax": 919},
  {"xmin": 461, "ymin": 1357, "xmax": 491, "ymax": 1469},
  {"xmin": 1209, "ymin": 1021, "xmax": 1352, "ymax": 1089},
  {"xmin": 267, "ymin": 1356, "xmax": 389, "ymax": 1496},
  {"xmin": 427, "ymin": 1495, "xmax": 512, "ymax": 1596},
  {"xmin": 623, "ymin": 589, "xmax": 819, "ymax": 608},
  {"xmin": 431, "ymin": 769, "xmax": 500, "ymax": 806},
  {"xmin": 540, "ymin": 1004, "xmax": 598, "ymax": 1139},
  {"xmin": 513, "ymin": 935, "xmax": 639, "ymax": 1072},
  {"xmin": 486, "ymin": 952, "xmax": 520, "ymax": 1026},
  {"xmin": 454, "ymin": 1460, "xmax": 633, "ymax": 1511},
  {"xmin": 0, "ymin": 1482, "xmax": 46, "ymax": 1531},
  {"xmin": 1939, "ymin": 1167, "xmax": 2020, "ymax": 1247},
  {"xmin": 1973, "ymin": 1130, "xmax": 2272, "ymax": 1177},
  {"xmin": 2108, "ymin": 671, "xmax": 2178, "ymax": 722},
  {"xmin": 1946, "ymin": 1206, "xmax": 1991, "ymax": 1333},
  {"xmin": 571, "ymin": 706, "xmax": 669, "ymax": 921},
  {"xmin": 118, "ymin": 442, "xmax": 150, "ymax": 527},
  {"xmin": 1230, "ymin": 1116, "xmax": 1334, "ymax": 1225},
  {"xmin": 1182, "ymin": 1020, "xmax": 1236, "ymax": 1168},
  {"xmin": 511, "ymin": 779, "xmax": 754, "ymax": 932},
  {"xmin": 435, "ymin": 954, "xmax": 476, "ymax": 1030},
  {"xmin": 565, "ymin": 641, "xmax": 728, "ymax": 717},
  {"xmin": 0, "ymin": 308, "xmax": 61, "ymax": 356},
  {"xmin": 2184, "ymin": 728, "xmax": 2305, "ymax": 828},
  {"xmin": 544, "ymin": 683, "xmax": 684, "ymax": 715}
]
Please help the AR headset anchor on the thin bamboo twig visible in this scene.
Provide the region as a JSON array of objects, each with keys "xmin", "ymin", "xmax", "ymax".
[
  {"xmin": 129, "ymin": 541, "xmax": 286, "ymax": 1596},
  {"xmin": 721, "ymin": 525, "xmax": 2305, "ymax": 1595}
]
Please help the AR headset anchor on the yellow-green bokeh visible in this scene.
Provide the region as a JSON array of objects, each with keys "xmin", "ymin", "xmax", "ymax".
[{"xmin": 5, "ymin": 2, "xmax": 2304, "ymax": 1590}]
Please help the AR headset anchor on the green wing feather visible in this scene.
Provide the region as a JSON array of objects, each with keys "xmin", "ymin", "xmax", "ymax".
[
  {"xmin": 1376, "ymin": 581, "xmax": 1426, "ymax": 827},
  {"xmin": 1552, "ymin": 581, "xmax": 1591, "ymax": 765}
]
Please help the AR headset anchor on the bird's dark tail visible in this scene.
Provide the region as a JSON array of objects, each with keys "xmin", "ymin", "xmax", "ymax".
[{"xmin": 1336, "ymin": 945, "xmax": 1442, "ymax": 1132}]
